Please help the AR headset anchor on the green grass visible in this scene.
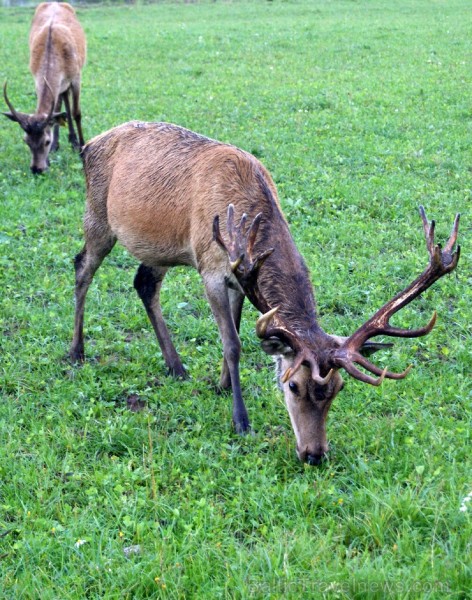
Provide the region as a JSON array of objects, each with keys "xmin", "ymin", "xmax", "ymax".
[{"xmin": 0, "ymin": 1, "xmax": 470, "ymax": 598}]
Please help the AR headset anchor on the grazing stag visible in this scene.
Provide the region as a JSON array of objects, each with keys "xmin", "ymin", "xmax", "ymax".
[
  {"xmin": 2, "ymin": 2, "xmax": 86, "ymax": 174},
  {"xmin": 71, "ymin": 121, "xmax": 460, "ymax": 465}
]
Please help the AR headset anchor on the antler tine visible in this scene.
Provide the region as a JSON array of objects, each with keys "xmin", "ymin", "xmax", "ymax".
[
  {"xmin": 227, "ymin": 203, "xmax": 235, "ymax": 233},
  {"xmin": 256, "ymin": 306, "xmax": 279, "ymax": 338},
  {"xmin": 444, "ymin": 211, "xmax": 460, "ymax": 254},
  {"xmin": 213, "ymin": 214, "xmax": 243, "ymax": 273},
  {"xmin": 281, "ymin": 368, "xmax": 293, "ymax": 384},
  {"xmin": 379, "ymin": 310, "xmax": 437, "ymax": 339},
  {"xmin": 3, "ymin": 81, "xmax": 23, "ymax": 123},
  {"xmin": 252, "ymin": 246, "xmax": 274, "ymax": 274},
  {"xmin": 212, "ymin": 214, "xmax": 226, "ymax": 250},
  {"xmin": 239, "ymin": 212, "xmax": 248, "ymax": 233},
  {"xmin": 331, "ymin": 207, "xmax": 460, "ymax": 385},
  {"xmin": 340, "ymin": 362, "xmax": 389, "ymax": 387},
  {"xmin": 43, "ymin": 77, "xmax": 56, "ymax": 123},
  {"xmin": 311, "ymin": 364, "xmax": 335, "ymax": 386},
  {"xmin": 281, "ymin": 347, "xmax": 335, "ymax": 385},
  {"xmin": 352, "ymin": 352, "xmax": 412, "ymax": 380},
  {"xmin": 247, "ymin": 212, "xmax": 263, "ymax": 255},
  {"xmin": 281, "ymin": 353, "xmax": 306, "ymax": 384},
  {"xmin": 419, "ymin": 205, "xmax": 435, "ymax": 255}
]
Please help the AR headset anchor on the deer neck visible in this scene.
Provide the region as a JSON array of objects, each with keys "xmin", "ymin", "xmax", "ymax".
[{"xmin": 246, "ymin": 234, "xmax": 329, "ymax": 347}]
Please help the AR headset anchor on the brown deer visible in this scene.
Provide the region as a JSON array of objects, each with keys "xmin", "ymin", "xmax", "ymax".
[
  {"xmin": 71, "ymin": 121, "xmax": 460, "ymax": 465},
  {"xmin": 2, "ymin": 2, "xmax": 86, "ymax": 174}
]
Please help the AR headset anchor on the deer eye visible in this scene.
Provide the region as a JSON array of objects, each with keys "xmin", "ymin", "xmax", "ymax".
[{"xmin": 288, "ymin": 381, "xmax": 299, "ymax": 395}]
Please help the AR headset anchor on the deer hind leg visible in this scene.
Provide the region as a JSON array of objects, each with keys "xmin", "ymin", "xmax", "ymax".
[
  {"xmin": 202, "ymin": 272, "xmax": 250, "ymax": 434},
  {"xmin": 70, "ymin": 223, "xmax": 116, "ymax": 362},
  {"xmin": 134, "ymin": 264, "xmax": 186, "ymax": 379},
  {"xmin": 62, "ymin": 88, "xmax": 80, "ymax": 150},
  {"xmin": 70, "ymin": 80, "xmax": 85, "ymax": 148},
  {"xmin": 219, "ymin": 285, "xmax": 244, "ymax": 390}
]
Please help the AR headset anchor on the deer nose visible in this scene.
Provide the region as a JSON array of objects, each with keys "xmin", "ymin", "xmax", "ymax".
[
  {"xmin": 306, "ymin": 453, "xmax": 325, "ymax": 466},
  {"xmin": 31, "ymin": 165, "xmax": 45, "ymax": 175}
]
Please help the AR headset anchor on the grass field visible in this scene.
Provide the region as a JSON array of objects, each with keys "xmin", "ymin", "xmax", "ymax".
[{"xmin": 0, "ymin": 1, "xmax": 470, "ymax": 598}]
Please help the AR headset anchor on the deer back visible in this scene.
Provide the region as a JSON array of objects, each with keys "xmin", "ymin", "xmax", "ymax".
[
  {"xmin": 83, "ymin": 121, "xmax": 302, "ymax": 278},
  {"xmin": 29, "ymin": 2, "xmax": 86, "ymax": 106}
]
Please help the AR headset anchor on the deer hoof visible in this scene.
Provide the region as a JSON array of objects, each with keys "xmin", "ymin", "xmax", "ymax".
[
  {"xmin": 69, "ymin": 349, "xmax": 85, "ymax": 363},
  {"xmin": 167, "ymin": 365, "xmax": 187, "ymax": 379},
  {"xmin": 234, "ymin": 420, "xmax": 253, "ymax": 436}
]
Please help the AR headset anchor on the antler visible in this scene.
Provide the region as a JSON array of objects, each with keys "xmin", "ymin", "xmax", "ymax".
[
  {"xmin": 280, "ymin": 348, "xmax": 334, "ymax": 385},
  {"xmin": 3, "ymin": 81, "xmax": 25, "ymax": 125},
  {"xmin": 213, "ymin": 205, "xmax": 334, "ymax": 386},
  {"xmin": 213, "ymin": 204, "xmax": 275, "ymax": 311},
  {"xmin": 42, "ymin": 77, "xmax": 57, "ymax": 125},
  {"xmin": 331, "ymin": 206, "xmax": 460, "ymax": 385}
]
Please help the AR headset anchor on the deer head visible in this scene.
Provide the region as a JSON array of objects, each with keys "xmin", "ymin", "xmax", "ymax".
[
  {"xmin": 214, "ymin": 205, "xmax": 460, "ymax": 464},
  {"xmin": 3, "ymin": 81, "xmax": 66, "ymax": 174}
]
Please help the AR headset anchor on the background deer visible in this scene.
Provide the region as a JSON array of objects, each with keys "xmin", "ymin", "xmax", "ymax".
[
  {"xmin": 71, "ymin": 121, "xmax": 460, "ymax": 465},
  {"xmin": 2, "ymin": 2, "xmax": 86, "ymax": 174}
]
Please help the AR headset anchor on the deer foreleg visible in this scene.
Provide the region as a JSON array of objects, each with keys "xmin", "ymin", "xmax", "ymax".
[
  {"xmin": 203, "ymin": 273, "xmax": 250, "ymax": 434},
  {"xmin": 70, "ymin": 229, "xmax": 116, "ymax": 362},
  {"xmin": 219, "ymin": 284, "xmax": 244, "ymax": 390}
]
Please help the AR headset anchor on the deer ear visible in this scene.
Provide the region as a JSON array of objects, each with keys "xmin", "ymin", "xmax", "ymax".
[
  {"xmin": 2, "ymin": 111, "xmax": 20, "ymax": 123},
  {"xmin": 359, "ymin": 341, "xmax": 394, "ymax": 357},
  {"xmin": 328, "ymin": 334, "xmax": 393, "ymax": 356},
  {"xmin": 261, "ymin": 336, "xmax": 294, "ymax": 357}
]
